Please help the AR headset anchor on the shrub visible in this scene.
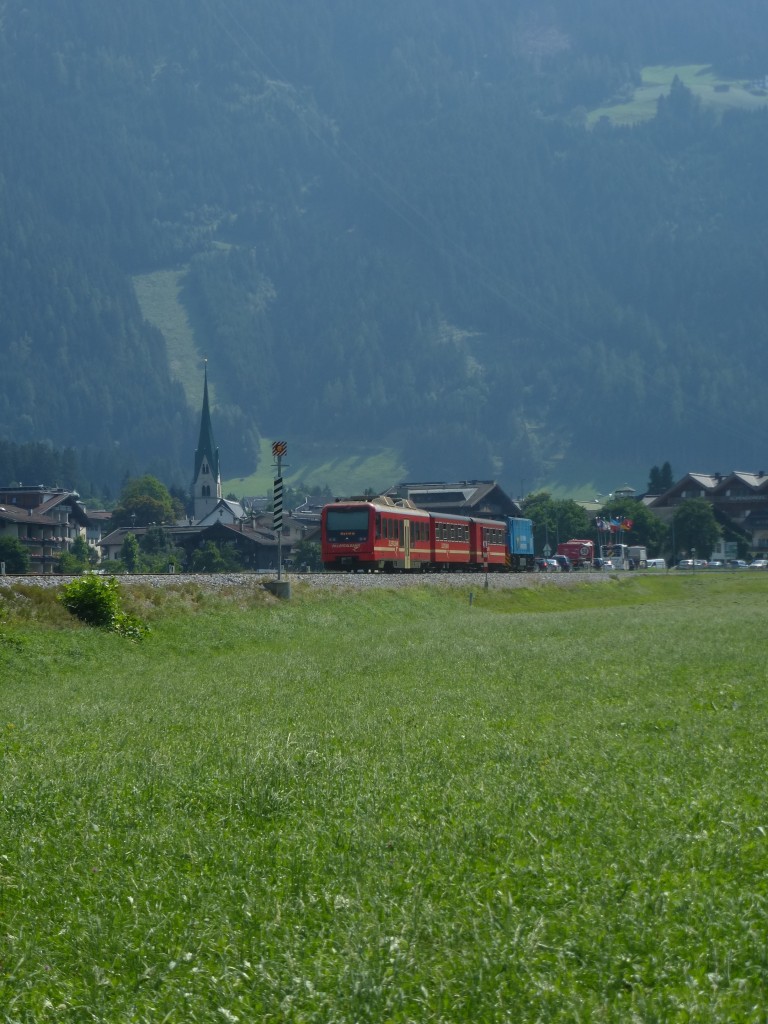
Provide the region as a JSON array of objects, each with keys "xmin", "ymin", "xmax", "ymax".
[
  {"xmin": 59, "ymin": 575, "xmax": 149, "ymax": 640},
  {"xmin": 0, "ymin": 536, "xmax": 31, "ymax": 574}
]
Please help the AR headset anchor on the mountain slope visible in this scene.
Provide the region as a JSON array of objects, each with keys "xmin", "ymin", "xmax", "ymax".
[{"xmin": 1, "ymin": 0, "xmax": 767, "ymax": 493}]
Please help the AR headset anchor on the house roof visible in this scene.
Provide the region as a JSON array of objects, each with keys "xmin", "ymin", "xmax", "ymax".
[
  {"xmin": 35, "ymin": 492, "xmax": 90, "ymax": 525},
  {"xmin": 711, "ymin": 471, "xmax": 768, "ymax": 494},
  {"xmin": 195, "ymin": 498, "xmax": 246, "ymax": 525},
  {"xmin": 0, "ymin": 505, "xmax": 57, "ymax": 526},
  {"xmin": 393, "ymin": 480, "xmax": 522, "ymax": 518},
  {"xmin": 648, "ymin": 473, "xmax": 720, "ymax": 506},
  {"xmin": 650, "ymin": 470, "xmax": 768, "ymax": 508}
]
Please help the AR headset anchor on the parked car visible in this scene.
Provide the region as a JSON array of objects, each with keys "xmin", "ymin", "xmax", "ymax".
[
  {"xmin": 534, "ymin": 557, "xmax": 551, "ymax": 572},
  {"xmin": 748, "ymin": 559, "xmax": 768, "ymax": 569},
  {"xmin": 727, "ymin": 559, "xmax": 748, "ymax": 569},
  {"xmin": 553, "ymin": 554, "xmax": 572, "ymax": 572},
  {"xmin": 593, "ymin": 558, "xmax": 613, "ymax": 571},
  {"xmin": 546, "ymin": 558, "xmax": 561, "ymax": 572}
]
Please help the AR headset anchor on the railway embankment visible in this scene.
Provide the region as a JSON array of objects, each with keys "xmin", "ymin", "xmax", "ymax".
[{"xmin": 0, "ymin": 570, "xmax": 616, "ymax": 593}]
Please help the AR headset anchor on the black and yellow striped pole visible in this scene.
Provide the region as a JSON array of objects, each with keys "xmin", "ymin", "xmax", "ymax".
[{"xmin": 272, "ymin": 441, "xmax": 287, "ymax": 580}]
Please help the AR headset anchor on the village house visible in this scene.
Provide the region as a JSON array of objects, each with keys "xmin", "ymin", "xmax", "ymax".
[
  {"xmin": 386, "ymin": 480, "xmax": 522, "ymax": 519},
  {"xmin": 646, "ymin": 470, "xmax": 768, "ymax": 556},
  {"xmin": 0, "ymin": 485, "xmax": 91, "ymax": 573}
]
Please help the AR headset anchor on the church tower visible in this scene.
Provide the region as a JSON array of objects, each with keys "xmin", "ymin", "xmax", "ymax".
[{"xmin": 192, "ymin": 362, "xmax": 221, "ymax": 522}]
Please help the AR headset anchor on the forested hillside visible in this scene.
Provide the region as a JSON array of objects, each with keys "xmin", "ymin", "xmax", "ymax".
[{"xmin": 1, "ymin": 0, "xmax": 767, "ymax": 495}]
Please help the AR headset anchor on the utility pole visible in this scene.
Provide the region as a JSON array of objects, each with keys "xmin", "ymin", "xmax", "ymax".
[{"xmin": 272, "ymin": 441, "xmax": 287, "ymax": 580}]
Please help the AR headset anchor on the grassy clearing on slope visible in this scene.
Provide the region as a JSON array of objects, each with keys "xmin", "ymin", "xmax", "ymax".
[
  {"xmin": 587, "ymin": 63, "xmax": 768, "ymax": 127},
  {"xmin": 133, "ymin": 269, "xmax": 205, "ymax": 407},
  {"xmin": 1, "ymin": 575, "xmax": 767, "ymax": 1021},
  {"xmin": 225, "ymin": 439, "xmax": 407, "ymax": 498}
]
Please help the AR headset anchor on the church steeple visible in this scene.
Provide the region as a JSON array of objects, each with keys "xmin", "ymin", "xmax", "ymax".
[{"xmin": 192, "ymin": 361, "xmax": 221, "ymax": 522}]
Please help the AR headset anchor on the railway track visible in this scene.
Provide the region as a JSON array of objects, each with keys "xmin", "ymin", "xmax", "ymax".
[{"xmin": 0, "ymin": 569, "xmax": 615, "ymax": 593}]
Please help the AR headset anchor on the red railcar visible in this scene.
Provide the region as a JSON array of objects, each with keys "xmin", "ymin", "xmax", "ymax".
[
  {"xmin": 321, "ymin": 499, "xmax": 431, "ymax": 571},
  {"xmin": 321, "ymin": 499, "xmax": 508, "ymax": 572},
  {"xmin": 469, "ymin": 518, "xmax": 509, "ymax": 570}
]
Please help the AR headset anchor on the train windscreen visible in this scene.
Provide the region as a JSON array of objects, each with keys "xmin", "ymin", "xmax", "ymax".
[{"xmin": 325, "ymin": 507, "xmax": 370, "ymax": 540}]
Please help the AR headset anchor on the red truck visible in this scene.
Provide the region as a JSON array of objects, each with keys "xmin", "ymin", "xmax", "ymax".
[{"xmin": 556, "ymin": 538, "xmax": 595, "ymax": 570}]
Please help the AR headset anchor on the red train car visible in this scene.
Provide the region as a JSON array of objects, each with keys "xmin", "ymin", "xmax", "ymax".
[
  {"xmin": 321, "ymin": 499, "xmax": 431, "ymax": 571},
  {"xmin": 469, "ymin": 518, "xmax": 509, "ymax": 571},
  {"xmin": 321, "ymin": 499, "xmax": 508, "ymax": 572}
]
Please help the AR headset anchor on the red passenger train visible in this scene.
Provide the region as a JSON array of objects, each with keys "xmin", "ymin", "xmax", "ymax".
[{"xmin": 321, "ymin": 497, "xmax": 510, "ymax": 572}]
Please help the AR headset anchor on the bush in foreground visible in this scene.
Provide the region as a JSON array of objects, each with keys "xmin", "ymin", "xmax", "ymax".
[{"xmin": 59, "ymin": 574, "xmax": 149, "ymax": 640}]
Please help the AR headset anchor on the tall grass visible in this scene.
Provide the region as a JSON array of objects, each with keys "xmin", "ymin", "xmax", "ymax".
[{"xmin": 1, "ymin": 576, "xmax": 767, "ymax": 1021}]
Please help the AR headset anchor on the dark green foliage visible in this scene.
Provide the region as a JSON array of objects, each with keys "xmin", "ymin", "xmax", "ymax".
[
  {"xmin": 672, "ymin": 498, "xmax": 722, "ymax": 559},
  {"xmin": 111, "ymin": 476, "xmax": 180, "ymax": 527},
  {"xmin": 56, "ymin": 535, "xmax": 95, "ymax": 575},
  {"xmin": 0, "ymin": 537, "xmax": 31, "ymax": 574},
  {"xmin": 647, "ymin": 462, "xmax": 674, "ymax": 495},
  {"xmin": 189, "ymin": 540, "xmax": 244, "ymax": 573},
  {"xmin": 120, "ymin": 534, "xmax": 140, "ymax": 573},
  {"xmin": 521, "ymin": 493, "xmax": 592, "ymax": 554},
  {"xmin": 59, "ymin": 574, "xmax": 148, "ymax": 639},
  {"xmin": 290, "ymin": 539, "xmax": 323, "ymax": 572}
]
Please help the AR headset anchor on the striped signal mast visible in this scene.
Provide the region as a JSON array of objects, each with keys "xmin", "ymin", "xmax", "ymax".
[{"xmin": 272, "ymin": 441, "xmax": 288, "ymax": 579}]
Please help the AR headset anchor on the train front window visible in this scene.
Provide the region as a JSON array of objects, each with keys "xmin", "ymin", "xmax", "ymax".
[{"xmin": 325, "ymin": 508, "xmax": 370, "ymax": 541}]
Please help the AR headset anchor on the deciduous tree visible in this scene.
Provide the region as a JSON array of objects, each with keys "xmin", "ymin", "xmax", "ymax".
[{"xmin": 672, "ymin": 499, "xmax": 721, "ymax": 560}]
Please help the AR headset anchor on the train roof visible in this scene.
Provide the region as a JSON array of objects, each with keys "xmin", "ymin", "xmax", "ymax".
[
  {"xmin": 324, "ymin": 497, "xmax": 509, "ymax": 523},
  {"xmin": 326, "ymin": 496, "xmax": 431, "ymax": 517}
]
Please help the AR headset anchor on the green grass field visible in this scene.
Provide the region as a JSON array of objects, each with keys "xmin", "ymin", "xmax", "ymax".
[
  {"xmin": 587, "ymin": 63, "xmax": 768, "ymax": 127},
  {"xmin": 2, "ymin": 574, "xmax": 767, "ymax": 1021}
]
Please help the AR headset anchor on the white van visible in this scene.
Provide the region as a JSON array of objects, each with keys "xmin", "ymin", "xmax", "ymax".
[{"xmin": 646, "ymin": 558, "xmax": 666, "ymax": 570}]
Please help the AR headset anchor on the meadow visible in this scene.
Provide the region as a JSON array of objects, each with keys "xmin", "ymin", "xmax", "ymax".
[
  {"xmin": 1, "ymin": 574, "xmax": 767, "ymax": 1022},
  {"xmin": 587, "ymin": 63, "xmax": 768, "ymax": 127}
]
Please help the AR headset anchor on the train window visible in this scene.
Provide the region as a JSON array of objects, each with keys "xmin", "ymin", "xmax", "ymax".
[
  {"xmin": 375, "ymin": 514, "xmax": 381, "ymax": 539},
  {"xmin": 326, "ymin": 508, "xmax": 370, "ymax": 535}
]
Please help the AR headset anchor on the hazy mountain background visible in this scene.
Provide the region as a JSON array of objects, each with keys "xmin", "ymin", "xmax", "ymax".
[{"xmin": 1, "ymin": 0, "xmax": 767, "ymax": 498}]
